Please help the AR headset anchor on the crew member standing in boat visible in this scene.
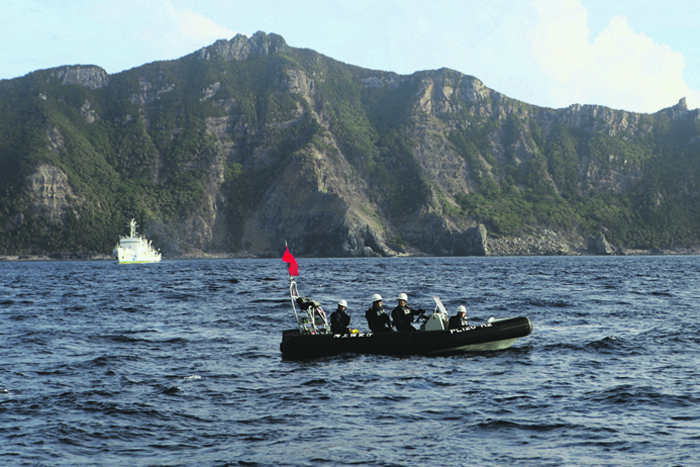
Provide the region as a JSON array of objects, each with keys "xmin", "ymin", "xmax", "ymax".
[
  {"xmin": 448, "ymin": 305, "xmax": 469, "ymax": 330},
  {"xmin": 391, "ymin": 293, "xmax": 424, "ymax": 332},
  {"xmin": 330, "ymin": 299, "xmax": 351, "ymax": 335},
  {"xmin": 365, "ymin": 294, "xmax": 393, "ymax": 333}
]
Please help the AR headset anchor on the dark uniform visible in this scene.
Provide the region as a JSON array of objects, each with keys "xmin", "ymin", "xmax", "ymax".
[
  {"xmin": 330, "ymin": 306, "xmax": 351, "ymax": 334},
  {"xmin": 391, "ymin": 304, "xmax": 423, "ymax": 332},
  {"xmin": 448, "ymin": 314, "xmax": 469, "ymax": 330},
  {"xmin": 365, "ymin": 303, "xmax": 392, "ymax": 333}
]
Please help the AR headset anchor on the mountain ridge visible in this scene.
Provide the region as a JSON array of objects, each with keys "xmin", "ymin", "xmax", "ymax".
[{"xmin": 1, "ymin": 31, "xmax": 699, "ymax": 258}]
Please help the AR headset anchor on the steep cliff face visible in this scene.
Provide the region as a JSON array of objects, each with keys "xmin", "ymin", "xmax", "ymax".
[
  {"xmin": 1, "ymin": 31, "xmax": 699, "ymax": 257},
  {"xmin": 181, "ymin": 38, "xmax": 398, "ymax": 256},
  {"xmin": 25, "ymin": 164, "xmax": 80, "ymax": 224},
  {"xmin": 50, "ymin": 65, "xmax": 110, "ymax": 90}
]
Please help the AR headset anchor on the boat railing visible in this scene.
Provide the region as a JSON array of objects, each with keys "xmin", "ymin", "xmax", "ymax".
[{"xmin": 289, "ymin": 278, "xmax": 330, "ymax": 335}]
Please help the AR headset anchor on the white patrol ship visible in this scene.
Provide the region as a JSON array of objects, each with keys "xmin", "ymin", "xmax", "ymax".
[{"xmin": 113, "ymin": 219, "xmax": 161, "ymax": 264}]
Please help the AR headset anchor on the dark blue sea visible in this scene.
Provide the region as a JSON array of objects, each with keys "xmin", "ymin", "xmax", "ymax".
[{"xmin": 2, "ymin": 256, "xmax": 699, "ymax": 466}]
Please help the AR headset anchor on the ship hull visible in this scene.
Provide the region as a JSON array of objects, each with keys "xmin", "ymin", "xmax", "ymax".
[{"xmin": 114, "ymin": 247, "xmax": 161, "ymax": 264}]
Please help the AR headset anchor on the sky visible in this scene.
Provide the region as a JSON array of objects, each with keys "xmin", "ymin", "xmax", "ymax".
[{"xmin": 2, "ymin": 0, "xmax": 700, "ymax": 113}]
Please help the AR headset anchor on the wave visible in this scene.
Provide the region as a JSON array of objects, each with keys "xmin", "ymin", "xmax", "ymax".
[
  {"xmin": 3, "ymin": 256, "xmax": 699, "ymax": 467},
  {"xmin": 585, "ymin": 385, "xmax": 699, "ymax": 408},
  {"xmin": 477, "ymin": 419, "xmax": 579, "ymax": 433},
  {"xmin": 100, "ymin": 334, "xmax": 190, "ymax": 345}
]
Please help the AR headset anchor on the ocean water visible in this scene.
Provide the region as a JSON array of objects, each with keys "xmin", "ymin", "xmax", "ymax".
[{"xmin": 1, "ymin": 256, "xmax": 699, "ymax": 466}]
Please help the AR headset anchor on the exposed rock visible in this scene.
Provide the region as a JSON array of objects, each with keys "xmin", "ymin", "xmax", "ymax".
[
  {"xmin": 130, "ymin": 79, "xmax": 176, "ymax": 106},
  {"xmin": 588, "ymin": 232, "xmax": 613, "ymax": 255},
  {"xmin": 455, "ymin": 75, "xmax": 493, "ymax": 102},
  {"xmin": 52, "ymin": 65, "xmax": 110, "ymax": 90},
  {"xmin": 197, "ymin": 31, "xmax": 288, "ymax": 62},
  {"xmin": 557, "ymin": 103, "xmax": 643, "ymax": 137},
  {"xmin": 80, "ymin": 100, "xmax": 98, "ymax": 123},
  {"xmin": 284, "ymin": 69, "xmax": 315, "ymax": 97},
  {"xmin": 253, "ymin": 144, "xmax": 396, "ymax": 258},
  {"xmin": 361, "ymin": 75, "xmax": 402, "ymax": 90},
  {"xmin": 5, "ymin": 32, "xmax": 700, "ymax": 258},
  {"xmin": 658, "ymin": 97, "xmax": 690, "ymax": 120},
  {"xmin": 45, "ymin": 127, "xmax": 66, "ymax": 154},
  {"xmin": 25, "ymin": 164, "xmax": 79, "ymax": 224},
  {"xmin": 584, "ymin": 157, "xmax": 641, "ymax": 193},
  {"xmin": 456, "ymin": 224, "xmax": 488, "ymax": 256},
  {"xmin": 201, "ymin": 82, "xmax": 221, "ymax": 101},
  {"xmin": 489, "ymin": 229, "xmax": 580, "ymax": 256}
]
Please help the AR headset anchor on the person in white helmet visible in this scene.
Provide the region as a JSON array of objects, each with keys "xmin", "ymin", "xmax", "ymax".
[
  {"xmin": 330, "ymin": 299, "xmax": 351, "ymax": 335},
  {"xmin": 391, "ymin": 293, "xmax": 425, "ymax": 332},
  {"xmin": 448, "ymin": 305, "xmax": 469, "ymax": 330},
  {"xmin": 365, "ymin": 294, "xmax": 392, "ymax": 333}
]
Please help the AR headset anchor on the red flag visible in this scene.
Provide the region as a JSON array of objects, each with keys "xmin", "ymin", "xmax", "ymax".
[{"xmin": 282, "ymin": 246, "xmax": 299, "ymax": 276}]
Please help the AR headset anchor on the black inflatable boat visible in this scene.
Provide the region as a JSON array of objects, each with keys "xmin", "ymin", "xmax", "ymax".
[{"xmin": 280, "ymin": 278, "xmax": 532, "ymax": 358}]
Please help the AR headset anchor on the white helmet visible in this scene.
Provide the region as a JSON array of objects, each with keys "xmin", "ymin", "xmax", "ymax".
[
  {"xmin": 338, "ymin": 300, "xmax": 347, "ymax": 307},
  {"xmin": 457, "ymin": 305, "xmax": 467, "ymax": 314},
  {"xmin": 397, "ymin": 293, "xmax": 408, "ymax": 301},
  {"xmin": 371, "ymin": 293, "xmax": 383, "ymax": 302}
]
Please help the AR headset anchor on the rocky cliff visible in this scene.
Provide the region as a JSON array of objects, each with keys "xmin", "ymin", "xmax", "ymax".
[{"xmin": 1, "ymin": 31, "xmax": 699, "ymax": 258}]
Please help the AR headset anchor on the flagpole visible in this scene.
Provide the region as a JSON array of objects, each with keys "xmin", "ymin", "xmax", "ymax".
[
  {"xmin": 285, "ymin": 241, "xmax": 291, "ymax": 282},
  {"xmin": 284, "ymin": 242, "xmax": 302, "ymax": 328}
]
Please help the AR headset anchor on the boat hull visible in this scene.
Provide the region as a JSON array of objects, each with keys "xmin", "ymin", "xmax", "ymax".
[
  {"xmin": 280, "ymin": 316, "xmax": 533, "ymax": 358},
  {"xmin": 114, "ymin": 248, "xmax": 161, "ymax": 264},
  {"xmin": 117, "ymin": 259, "xmax": 161, "ymax": 264}
]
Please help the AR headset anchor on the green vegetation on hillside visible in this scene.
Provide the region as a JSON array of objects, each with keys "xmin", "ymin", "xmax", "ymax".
[{"xmin": 1, "ymin": 33, "xmax": 699, "ymax": 256}]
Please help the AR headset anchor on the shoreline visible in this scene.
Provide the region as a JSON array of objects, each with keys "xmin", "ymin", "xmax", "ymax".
[{"xmin": 2, "ymin": 249, "xmax": 699, "ymax": 263}]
